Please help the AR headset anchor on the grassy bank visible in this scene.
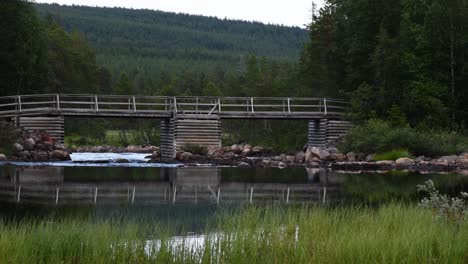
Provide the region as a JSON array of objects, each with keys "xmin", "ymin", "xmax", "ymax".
[{"xmin": 0, "ymin": 204, "xmax": 466, "ymax": 263}]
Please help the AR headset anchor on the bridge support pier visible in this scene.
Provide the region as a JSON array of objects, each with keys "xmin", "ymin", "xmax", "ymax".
[
  {"xmin": 308, "ymin": 119, "xmax": 353, "ymax": 148},
  {"xmin": 160, "ymin": 115, "xmax": 222, "ymax": 160},
  {"xmin": 15, "ymin": 116, "xmax": 65, "ymax": 144}
]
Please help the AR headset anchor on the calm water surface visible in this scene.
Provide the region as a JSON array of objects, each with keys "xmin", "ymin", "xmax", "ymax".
[{"xmin": 0, "ymin": 153, "xmax": 467, "ymax": 233}]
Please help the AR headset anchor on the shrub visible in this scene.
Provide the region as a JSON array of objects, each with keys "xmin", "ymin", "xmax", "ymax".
[
  {"xmin": 338, "ymin": 119, "xmax": 468, "ymax": 157},
  {"xmin": 374, "ymin": 149, "xmax": 412, "ymax": 161},
  {"xmin": 0, "ymin": 122, "xmax": 16, "ymax": 155},
  {"xmin": 181, "ymin": 144, "xmax": 208, "ymax": 155}
]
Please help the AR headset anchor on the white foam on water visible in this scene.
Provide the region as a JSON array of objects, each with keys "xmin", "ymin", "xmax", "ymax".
[{"xmin": 70, "ymin": 152, "xmax": 150, "ymax": 162}]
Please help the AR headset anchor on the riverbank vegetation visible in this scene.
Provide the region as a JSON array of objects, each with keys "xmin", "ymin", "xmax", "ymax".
[
  {"xmin": 339, "ymin": 119, "xmax": 468, "ymax": 157},
  {"xmin": 0, "ymin": 203, "xmax": 466, "ymax": 263}
]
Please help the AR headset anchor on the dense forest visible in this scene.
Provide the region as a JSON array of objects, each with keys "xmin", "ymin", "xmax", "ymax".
[
  {"xmin": 34, "ymin": 3, "xmax": 307, "ymax": 96},
  {"xmin": 1, "ymin": 0, "xmax": 466, "ymax": 152}
]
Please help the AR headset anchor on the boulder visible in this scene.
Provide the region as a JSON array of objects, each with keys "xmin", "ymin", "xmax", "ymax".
[
  {"xmin": 331, "ymin": 153, "xmax": 347, "ymax": 162},
  {"xmin": 325, "ymin": 147, "xmax": 338, "ymax": 154},
  {"xmin": 346, "ymin": 152, "xmax": 356, "ymax": 162},
  {"xmin": 252, "ymin": 146, "xmax": 265, "ymax": 154},
  {"xmin": 231, "ymin": 144, "xmax": 243, "ymax": 154},
  {"xmin": 115, "ymin": 158, "xmax": 130, "ymax": 163},
  {"xmin": 179, "ymin": 152, "xmax": 194, "ymax": 161},
  {"xmin": 365, "ymin": 154, "xmax": 375, "ymax": 162},
  {"xmin": 460, "ymin": 152, "xmax": 468, "ymax": 159},
  {"xmin": 395, "ymin": 158, "xmax": 414, "ymax": 166},
  {"xmin": 23, "ymin": 138, "xmax": 36, "ymax": 150},
  {"xmin": 50, "ymin": 150, "xmax": 70, "ymax": 160},
  {"xmin": 241, "ymin": 148, "xmax": 252, "ymax": 156},
  {"xmin": 415, "ymin": 156, "xmax": 426, "ymax": 162},
  {"xmin": 318, "ymin": 150, "xmax": 330, "ymax": 160},
  {"xmin": 0, "ymin": 154, "xmax": 6, "ymax": 161},
  {"xmin": 376, "ymin": 160, "xmax": 394, "ymax": 166},
  {"xmin": 295, "ymin": 152, "xmax": 305, "ymax": 163},
  {"xmin": 208, "ymin": 146, "xmax": 224, "ymax": 156},
  {"xmin": 243, "ymin": 144, "xmax": 253, "ymax": 151},
  {"xmin": 437, "ymin": 155, "xmax": 460, "ymax": 163},
  {"xmin": 13, "ymin": 143, "xmax": 23, "ymax": 152},
  {"xmin": 32, "ymin": 151, "xmax": 49, "ymax": 161},
  {"xmin": 278, "ymin": 162, "xmax": 287, "ymax": 168},
  {"xmin": 55, "ymin": 144, "xmax": 67, "ymax": 151},
  {"xmin": 35, "ymin": 143, "xmax": 49, "ymax": 151},
  {"xmin": 237, "ymin": 162, "xmax": 251, "ymax": 168},
  {"xmin": 285, "ymin": 155, "xmax": 296, "ymax": 163}
]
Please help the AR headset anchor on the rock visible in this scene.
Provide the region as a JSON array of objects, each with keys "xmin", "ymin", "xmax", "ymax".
[
  {"xmin": 365, "ymin": 154, "xmax": 375, "ymax": 162},
  {"xmin": 376, "ymin": 160, "xmax": 394, "ymax": 166},
  {"xmin": 32, "ymin": 151, "xmax": 49, "ymax": 161},
  {"xmin": 307, "ymin": 161, "xmax": 320, "ymax": 168},
  {"xmin": 346, "ymin": 152, "xmax": 356, "ymax": 162},
  {"xmin": 318, "ymin": 150, "xmax": 330, "ymax": 160},
  {"xmin": 252, "ymin": 146, "xmax": 265, "ymax": 154},
  {"xmin": 285, "ymin": 155, "xmax": 296, "ymax": 163},
  {"xmin": 50, "ymin": 150, "xmax": 70, "ymax": 160},
  {"xmin": 325, "ymin": 147, "xmax": 338, "ymax": 154},
  {"xmin": 241, "ymin": 148, "xmax": 252, "ymax": 156},
  {"xmin": 278, "ymin": 162, "xmax": 287, "ymax": 168},
  {"xmin": 295, "ymin": 152, "xmax": 305, "ymax": 163},
  {"xmin": 23, "ymin": 138, "xmax": 36, "ymax": 150},
  {"xmin": 460, "ymin": 152, "xmax": 468, "ymax": 159},
  {"xmin": 35, "ymin": 143, "xmax": 49, "ymax": 151},
  {"xmin": 238, "ymin": 162, "xmax": 251, "ymax": 168},
  {"xmin": 55, "ymin": 144, "xmax": 67, "ymax": 151},
  {"xmin": 395, "ymin": 158, "xmax": 414, "ymax": 165},
  {"xmin": 308, "ymin": 147, "xmax": 321, "ymax": 157},
  {"xmin": 208, "ymin": 146, "xmax": 224, "ymax": 156},
  {"xmin": 243, "ymin": 144, "xmax": 252, "ymax": 151},
  {"xmin": 415, "ymin": 156, "xmax": 426, "ymax": 162},
  {"xmin": 13, "ymin": 143, "xmax": 23, "ymax": 152},
  {"xmin": 331, "ymin": 153, "xmax": 347, "ymax": 162},
  {"xmin": 0, "ymin": 154, "xmax": 6, "ymax": 161},
  {"xmin": 437, "ymin": 155, "xmax": 460, "ymax": 163},
  {"xmin": 115, "ymin": 158, "xmax": 130, "ymax": 163},
  {"xmin": 231, "ymin": 144, "xmax": 243, "ymax": 154},
  {"xmin": 179, "ymin": 152, "xmax": 193, "ymax": 161}
]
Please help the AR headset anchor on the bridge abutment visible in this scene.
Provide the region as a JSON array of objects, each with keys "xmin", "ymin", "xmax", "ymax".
[
  {"xmin": 308, "ymin": 119, "xmax": 352, "ymax": 148},
  {"xmin": 160, "ymin": 115, "xmax": 222, "ymax": 160},
  {"xmin": 15, "ymin": 116, "xmax": 65, "ymax": 144}
]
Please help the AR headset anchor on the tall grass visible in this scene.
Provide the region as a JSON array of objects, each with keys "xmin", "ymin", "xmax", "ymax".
[{"xmin": 0, "ymin": 204, "xmax": 466, "ymax": 263}]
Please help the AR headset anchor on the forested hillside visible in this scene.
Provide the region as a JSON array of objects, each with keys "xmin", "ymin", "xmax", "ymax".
[{"xmin": 35, "ymin": 3, "xmax": 307, "ymax": 94}]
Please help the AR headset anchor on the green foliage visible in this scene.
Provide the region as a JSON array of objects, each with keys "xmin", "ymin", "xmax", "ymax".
[
  {"xmin": 0, "ymin": 122, "xmax": 16, "ymax": 155},
  {"xmin": 203, "ymin": 81, "xmax": 222, "ymax": 96},
  {"xmin": 418, "ymin": 180, "xmax": 468, "ymax": 228},
  {"xmin": 374, "ymin": 149, "xmax": 412, "ymax": 161},
  {"xmin": 338, "ymin": 119, "xmax": 468, "ymax": 157},
  {"xmin": 387, "ymin": 105, "xmax": 408, "ymax": 127},
  {"xmin": 181, "ymin": 144, "xmax": 208, "ymax": 155},
  {"xmin": 115, "ymin": 72, "xmax": 133, "ymax": 95}
]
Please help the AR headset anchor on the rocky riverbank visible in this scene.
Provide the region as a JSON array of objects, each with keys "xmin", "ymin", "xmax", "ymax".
[
  {"xmin": 148, "ymin": 144, "xmax": 468, "ymax": 172},
  {"xmin": 5, "ymin": 129, "xmax": 71, "ymax": 162}
]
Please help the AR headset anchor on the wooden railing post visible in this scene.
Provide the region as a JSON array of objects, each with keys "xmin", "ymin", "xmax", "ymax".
[
  {"xmin": 251, "ymin": 98, "xmax": 254, "ymax": 114},
  {"xmin": 324, "ymin": 98, "xmax": 327, "ymax": 115},
  {"xmin": 173, "ymin": 97, "xmax": 178, "ymax": 113},
  {"xmin": 94, "ymin": 96, "xmax": 99, "ymax": 111},
  {"xmin": 132, "ymin": 96, "xmax": 137, "ymax": 112},
  {"xmin": 56, "ymin": 94, "xmax": 60, "ymax": 111},
  {"xmin": 218, "ymin": 98, "xmax": 221, "ymax": 113},
  {"xmin": 287, "ymin": 98, "xmax": 291, "ymax": 113},
  {"xmin": 18, "ymin": 96, "xmax": 22, "ymax": 113}
]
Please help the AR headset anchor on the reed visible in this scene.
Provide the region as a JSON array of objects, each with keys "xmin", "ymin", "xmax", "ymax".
[{"xmin": 0, "ymin": 204, "xmax": 466, "ymax": 263}]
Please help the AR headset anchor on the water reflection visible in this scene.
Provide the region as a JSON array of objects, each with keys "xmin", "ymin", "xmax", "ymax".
[{"xmin": 0, "ymin": 166, "xmax": 466, "ymax": 207}]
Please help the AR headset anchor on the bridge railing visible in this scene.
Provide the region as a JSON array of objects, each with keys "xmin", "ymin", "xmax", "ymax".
[
  {"xmin": 174, "ymin": 97, "xmax": 348, "ymax": 116},
  {"xmin": 0, "ymin": 94, "xmax": 348, "ymax": 117}
]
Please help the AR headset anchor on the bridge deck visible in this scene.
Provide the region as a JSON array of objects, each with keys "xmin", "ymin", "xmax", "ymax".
[{"xmin": 0, "ymin": 94, "xmax": 348, "ymax": 119}]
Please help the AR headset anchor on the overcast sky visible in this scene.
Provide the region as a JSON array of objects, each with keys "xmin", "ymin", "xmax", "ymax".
[{"xmin": 36, "ymin": 0, "xmax": 325, "ymax": 28}]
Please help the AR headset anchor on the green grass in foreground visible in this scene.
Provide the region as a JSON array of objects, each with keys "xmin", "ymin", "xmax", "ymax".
[{"xmin": 0, "ymin": 204, "xmax": 466, "ymax": 263}]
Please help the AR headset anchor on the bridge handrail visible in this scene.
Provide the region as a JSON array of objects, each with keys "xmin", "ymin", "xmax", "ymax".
[{"xmin": 0, "ymin": 94, "xmax": 348, "ymax": 117}]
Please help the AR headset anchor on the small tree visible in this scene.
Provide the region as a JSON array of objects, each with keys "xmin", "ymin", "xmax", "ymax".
[
  {"xmin": 203, "ymin": 82, "xmax": 222, "ymax": 96},
  {"xmin": 115, "ymin": 72, "xmax": 133, "ymax": 95}
]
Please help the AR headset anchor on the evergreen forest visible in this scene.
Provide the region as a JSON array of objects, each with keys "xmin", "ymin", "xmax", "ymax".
[{"xmin": 1, "ymin": 0, "xmax": 467, "ymax": 152}]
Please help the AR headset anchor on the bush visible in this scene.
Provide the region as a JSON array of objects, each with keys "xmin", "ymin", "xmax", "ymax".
[
  {"xmin": 338, "ymin": 119, "xmax": 468, "ymax": 157},
  {"xmin": 0, "ymin": 122, "xmax": 16, "ymax": 155},
  {"xmin": 181, "ymin": 144, "xmax": 208, "ymax": 155}
]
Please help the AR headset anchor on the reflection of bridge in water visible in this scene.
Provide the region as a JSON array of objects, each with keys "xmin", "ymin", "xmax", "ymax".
[{"xmin": 0, "ymin": 167, "xmax": 345, "ymax": 205}]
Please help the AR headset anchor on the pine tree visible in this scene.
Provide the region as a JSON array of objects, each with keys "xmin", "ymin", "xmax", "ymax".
[{"xmin": 115, "ymin": 72, "xmax": 133, "ymax": 95}]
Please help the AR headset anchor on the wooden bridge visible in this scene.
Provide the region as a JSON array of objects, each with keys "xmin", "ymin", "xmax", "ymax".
[{"xmin": 0, "ymin": 94, "xmax": 352, "ymax": 159}]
